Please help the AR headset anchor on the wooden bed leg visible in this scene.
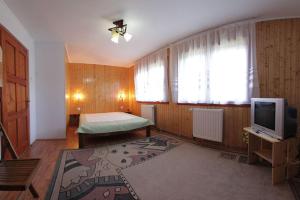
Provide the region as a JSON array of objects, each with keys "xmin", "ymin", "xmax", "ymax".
[
  {"xmin": 146, "ymin": 126, "xmax": 151, "ymax": 137},
  {"xmin": 78, "ymin": 133, "xmax": 84, "ymax": 148}
]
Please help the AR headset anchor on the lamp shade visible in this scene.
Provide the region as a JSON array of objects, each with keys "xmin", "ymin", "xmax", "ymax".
[
  {"xmin": 124, "ymin": 33, "xmax": 132, "ymax": 42},
  {"xmin": 111, "ymin": 30, "xmax": 119, "ymax": 44}
]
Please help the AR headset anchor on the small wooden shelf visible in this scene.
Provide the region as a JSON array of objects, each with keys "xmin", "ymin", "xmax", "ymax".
[
  {"xmin": 254, "ymin": 149, "xmax": 272, "ymax": 163},
  {"xmin": 243, "ymin": 127, "xmax": 280, "ymax": 143},
  {"xmin": 245, "ymin": 127, "xmax": 299, "ymax": 185}
]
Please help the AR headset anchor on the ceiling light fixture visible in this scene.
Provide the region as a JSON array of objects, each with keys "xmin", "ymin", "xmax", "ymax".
[{"xmin": 108, "ymin": 19, "xmax": 132, "ymax": 44}]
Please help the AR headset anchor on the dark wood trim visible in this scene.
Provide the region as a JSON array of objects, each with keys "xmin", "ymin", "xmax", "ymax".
[
  {"xmin": 78, "ymin": 125, "xmax": 152, "ymax": 148},
  {"xmin": 69, "ymin": 114, "xmax": 80, "ymax": 127},
  {"xmin": 146, "ymin": 126, "xmax": 151, "ymax": 137},
  {"xmin": 78, "ymin": 133, "xmax": 84, "ymax": 149},
  {"xmin": 177, "ymin": 103, "xmax": 251, "ymax": 108}
]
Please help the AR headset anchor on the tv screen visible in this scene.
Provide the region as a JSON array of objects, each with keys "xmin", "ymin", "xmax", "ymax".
[{"xmin": 254, "ymin": 102, "xmax": 276, "ymax": 130}]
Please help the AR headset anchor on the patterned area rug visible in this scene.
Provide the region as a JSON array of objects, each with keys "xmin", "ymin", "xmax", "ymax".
[{"xmin": 46, "ymin": 135, "xmax": 182, "ymax": 200}]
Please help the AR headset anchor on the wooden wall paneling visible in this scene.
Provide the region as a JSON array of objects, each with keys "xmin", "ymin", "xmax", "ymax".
[
  {"xmin": 118, "ymin": 67, "xmax": 129, "ymax": 111},
  {"xmin": 69, "ymin": 63, "xmax": 95, "ymax": 113},
  {"xmin": 237, "ymin": 107, "xmax": 246, "ymax": 148},
  {"xmin": 184, "ymin": 106, "xmax": 193, "ymax": 138},
  {"xmin": 84, "ymin": 64, "xmax": 96, "ymax": 113},
  {"xmin": 233, "ymin": 108, "xmax": 241, "ymax": 148},
  {"xmin": 68, "ymin": 63, "xmax": 77, "ymax": 113},
  {"xmin": 172, "ymin": 103, "xmax": 180, "ymax": 134},
  {"xmin": 104, "ymin": 66, "xmax": 113, "ymax": 112},
  {"xmin": 120, "ymin": 67, "xmax": 130, "ymax": 111},
  {"xmin": 128, "ymin": 68, "xmax": 133, "ymax": 112},
  {"xmin": 165, "ymin": 104, "xmax": 172, "ymax": 133},
  {"xmin": 95, "ymin": 65, "xmax": 105, "ymax": 112},
  {"xmin": 295, "ymin": 20, "xmax": 300, "ymax": 120},
  {"xmin": 67, "ymin": 63, "xmax": 130, "ymax": 114},
  {"xmin": 128, "ymin": 67, "xmax": 134, "ymax": 113},
  {"xmin": 102, "ymin": 66, "xmax": 129, "ymax": 112},
  {"xmin": 256, "ymin": 19, "xmax": 300, "ymax": 127},
  {"xmin": 280, "ymin": 21, "xmax": 287, "ymax": 98}
]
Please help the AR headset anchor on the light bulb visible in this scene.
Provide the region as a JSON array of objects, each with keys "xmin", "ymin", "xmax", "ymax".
[
  {"xmin": 73, "ymin": 92, "xmax": 84, "ymax": 101},
  {"xmin": 111, "ymin": 30, "xmax": 119, "ymax": 44},
  {"xmin": 124, "ymin": 33, "xmax": 132, "ymax": 42}
]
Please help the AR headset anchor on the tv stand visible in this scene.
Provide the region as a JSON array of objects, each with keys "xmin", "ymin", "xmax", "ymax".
[{"xmin": 244, "ymin": 127, "xmax": 299, "ymax": 185}]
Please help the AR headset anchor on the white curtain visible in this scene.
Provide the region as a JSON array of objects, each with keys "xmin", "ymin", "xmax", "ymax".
[
  {"xmin": 170, "ymin": 21, "xmax": 259, "ymax": 104},
  {"xmin": 134, "ymin": 48, "xmax": 168, "ymax": 102}
]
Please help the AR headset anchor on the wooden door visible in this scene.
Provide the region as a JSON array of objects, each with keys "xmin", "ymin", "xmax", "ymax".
[{"xmin": 1, "ymin": 28, "xmax": 29, "ymax": 156}]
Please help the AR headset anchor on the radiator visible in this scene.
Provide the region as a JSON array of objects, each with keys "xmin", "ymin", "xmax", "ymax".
[
  {"xmin": 192, "ymin": 108, "xmax": 223, "ymax": 142},
  {"xmin": 141, "ymin": 105, "xmax": 156, "ymax": 125}
]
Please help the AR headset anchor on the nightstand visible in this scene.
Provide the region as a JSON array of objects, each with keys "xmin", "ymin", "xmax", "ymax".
[{"xmin": 69, "ymin": 114, "xmax": 80, "ymax": 127}]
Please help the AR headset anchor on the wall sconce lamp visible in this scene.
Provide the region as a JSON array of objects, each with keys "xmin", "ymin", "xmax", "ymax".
[
  {"xmin": 73, "ymin": 92, "xmax": 84, "ymax": 101},
  {"xmin": 108, "ymin": 19, "xmax": 132, "ymax": 44},
  {"xmin": 118, "ymin": 91, "xmax": 126, "ymax": 102},
  {"xmin": 118, "ymin": 91, "xmax": 126, "ymax": 111},
  {"xmin": 73, "ymin": 92, "xmax": 84, "ymax": 112}
]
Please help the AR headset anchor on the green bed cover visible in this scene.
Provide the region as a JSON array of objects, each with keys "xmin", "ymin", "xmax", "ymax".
[{"xmin": 77, "ymin": 112, "xmax": 154, "ymax": 134}]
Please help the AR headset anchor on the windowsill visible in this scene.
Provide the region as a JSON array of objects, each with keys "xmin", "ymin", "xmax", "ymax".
[
  {"xmin": 137, "ymin": 101, "xmax": 169, "ymax": 104},
  {"xmin": 135, "ymin": 101, "xmax": 250, "ymax": 107},
  {"xmin": 176, "ymin": 103, "xmax": 250, "ymax": 107}
]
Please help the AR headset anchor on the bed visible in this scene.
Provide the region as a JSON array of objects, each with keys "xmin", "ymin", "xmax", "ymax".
[{"xmin": 77, "ymin": 112, "xmax": 154, "ymax": 148}]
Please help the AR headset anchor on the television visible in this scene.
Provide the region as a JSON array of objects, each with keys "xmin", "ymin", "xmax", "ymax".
[{"xmin": 251, "ymin": 98, "xmax": 298, "ymax": 140}]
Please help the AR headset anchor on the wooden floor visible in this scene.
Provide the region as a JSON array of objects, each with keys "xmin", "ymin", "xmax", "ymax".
[{"xmin": 0, "ymin": 127, "xmax": 149, "ymax": 200}]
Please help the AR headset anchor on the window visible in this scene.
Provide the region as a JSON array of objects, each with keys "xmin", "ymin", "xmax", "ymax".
[
  {"xmin": 134, "ymin": 49, "xmax": 168, "ymax": 102},
  {"xmin": 171, "ymin": 22, "xmax": 259, "ymax": 104}
]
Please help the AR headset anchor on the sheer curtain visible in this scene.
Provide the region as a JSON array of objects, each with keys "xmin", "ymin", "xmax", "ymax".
[
  {"xmin": 170, "ymin": 21, "xmax": 259, "ymax": 104},
  {"xmin": 134, "ymin": 48, "xmax": 168, "ymax": 102}
]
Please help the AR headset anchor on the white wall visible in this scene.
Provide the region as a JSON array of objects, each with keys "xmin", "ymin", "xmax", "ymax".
[
  {"xmin": 0, "ymin": 0, "xmax": 37, "ymax": 144},
  {"xmin": 35, "ymin": 42, "xmax": 66, "ymax": 139}
]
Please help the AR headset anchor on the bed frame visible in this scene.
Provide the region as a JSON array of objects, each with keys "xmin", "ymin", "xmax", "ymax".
[{"xmin": 78, "ymin": 125, "xmax": 151, "ymax": 148}]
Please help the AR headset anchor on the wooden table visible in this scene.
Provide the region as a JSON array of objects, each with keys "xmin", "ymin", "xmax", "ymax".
[{"xmin": 244, "ymin": 127, "xmax": 299, "ymax": 185}]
